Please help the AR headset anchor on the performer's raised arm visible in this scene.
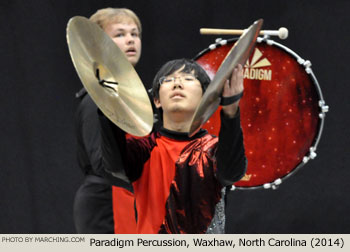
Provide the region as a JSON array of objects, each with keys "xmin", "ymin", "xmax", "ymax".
[{"xmin": 216, "ymin": 64, "xmax": 247, "ymax": 186}]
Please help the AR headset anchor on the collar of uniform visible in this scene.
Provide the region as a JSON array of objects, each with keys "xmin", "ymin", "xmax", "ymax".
[{"xmin": 159, "ymin": 127, "xmax": 208, "ymax": 141}]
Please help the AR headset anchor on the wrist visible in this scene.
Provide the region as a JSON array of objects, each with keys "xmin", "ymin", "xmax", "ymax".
[{"xmin": 222, "ymin": 102, "xmax": 239, "ymax": 118}]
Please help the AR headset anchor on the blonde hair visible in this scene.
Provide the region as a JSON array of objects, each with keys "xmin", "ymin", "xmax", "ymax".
[{"xmin": 90, "ymin": 8, "xmax": 142, "ymax": 35}]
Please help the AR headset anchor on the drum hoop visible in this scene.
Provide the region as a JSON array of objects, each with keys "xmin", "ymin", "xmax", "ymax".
[{"xmin": 194, "ymin": 37, "xmax": 328, "ymax": 190}]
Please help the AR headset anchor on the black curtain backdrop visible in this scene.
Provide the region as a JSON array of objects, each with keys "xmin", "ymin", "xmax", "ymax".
[{"xmin": 0, "ymin": 0, "xmax": 349, "ymax": 233}]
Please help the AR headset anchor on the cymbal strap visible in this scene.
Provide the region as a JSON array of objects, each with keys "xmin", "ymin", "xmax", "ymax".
[{"xmin": 220, "ymin": 91, "xmax": 243, "ymax": 106}]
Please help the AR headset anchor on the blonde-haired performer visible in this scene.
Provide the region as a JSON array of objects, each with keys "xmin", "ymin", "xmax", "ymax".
[{"xmin": 73, "ymin": 7, "xmax": 141, "ymax": 234}]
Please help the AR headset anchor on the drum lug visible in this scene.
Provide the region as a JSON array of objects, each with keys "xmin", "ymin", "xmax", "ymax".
[
  {"xmin": 272, "ymin": 178, "xmax": 282, "ymax": 190},
  {"xmin": 318, "ymin": 100, "xmax": 329, "ymax": 118},
  {"xmin": 303, "ymin": 147, "xmax": 317, "ymax": 163},
  {"xmin": 257, "ymin": 36, "xmax": 274, "ymax": 45},
  {"xmin": 211, "ymin": 38, "xmax": 228, "ymax": 48},
  {"xmin": 263, "ymin": 34, "xmax": 271, "ymax": 41},
  {"xmin": 219, "ymin": 39, "xmax": 227, "ymax": 46},
  {"xmin": 321, "ymin": 104, "xmax": 329, "ymax": 113},
  {"xmin": 263, "ymin": 183, "xmax": 272, "ymax": 189},
  {"xmin": 297, "ymin": 58, "xmax": 305, "ymax": 65},
  {"xmin": 263, "ymin": 178, "xmax": 282, "ymax": 190},
  {"xmin": 304, "ymin": 60, "xmax": 312, "ymax": 74},
  {"xmin": 321, "ymin": 105, "xmax": 329, "ymax": 113},
  {"xmin": 297, "ymin": 58, "xmax": 313, "ymax": 73},
  {"xmin": 309, "ymin": 147, "xmax": 317, "ymax": 159},
  {"xmin": 304, "ymin": 60, "xmax": 312, "ymax": 67},
  {"xmin": 209, "ymin": 43, "xmax": 217, "ymax": 50},
  {"xmin": 267, "ymin": 38, "xmax": 274, "ymax": 45}
]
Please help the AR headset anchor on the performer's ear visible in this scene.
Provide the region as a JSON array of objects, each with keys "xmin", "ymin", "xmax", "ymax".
[{"xmin": 154, "ymin": 97, "xmax": 161, "ymax": 109}]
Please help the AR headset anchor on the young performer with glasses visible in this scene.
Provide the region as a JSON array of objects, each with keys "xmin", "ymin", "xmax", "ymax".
[{"xmin": 99, "ymin": 58, "xmax": 247, "ymax": 233}]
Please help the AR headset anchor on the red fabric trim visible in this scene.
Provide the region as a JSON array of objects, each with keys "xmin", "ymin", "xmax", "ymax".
[
  {"xmin": 112, "ymin": 186, "xmax": 137, "ymax": 234},
  {"xmin": 133, "ymin": 136, "xmax": 189, "ymax": 233}
]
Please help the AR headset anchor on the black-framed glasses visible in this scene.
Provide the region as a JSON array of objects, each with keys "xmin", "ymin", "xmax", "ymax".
[{"xmin": 159, "ymin": 74, "xmax": 197, "ymax": 85}]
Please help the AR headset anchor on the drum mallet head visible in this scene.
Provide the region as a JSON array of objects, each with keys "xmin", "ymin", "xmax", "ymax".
[
  {"xmin": 262, "ymin": 27, "xmax": 289, "ymax": 39},
  {"xmin": 278, "ymin": 27, "xmax": 288, "ymax": 39}
]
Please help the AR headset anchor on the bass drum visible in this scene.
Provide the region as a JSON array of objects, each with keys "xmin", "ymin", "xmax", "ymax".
[{"xmin": 195, "ymin": 38, "xmax": 328, "ymax": 189}]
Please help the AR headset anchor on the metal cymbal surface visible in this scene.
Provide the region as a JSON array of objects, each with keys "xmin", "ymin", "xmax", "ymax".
[
  {"xmin": 189, "ymin": 19, "xmax": 263, "ymax": 137},
  {"xmin": 66, "ymin": 16, "xmax": 153, "ymax": 136}
]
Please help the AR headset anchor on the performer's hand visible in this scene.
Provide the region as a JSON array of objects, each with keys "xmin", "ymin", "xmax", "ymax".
[{"xmin": 221, "ymin": 64, "xmax": 244, "ymax": 118}]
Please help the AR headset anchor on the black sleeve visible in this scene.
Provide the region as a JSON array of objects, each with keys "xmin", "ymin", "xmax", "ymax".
[
  {"xmin": 98, "ymin": 111, "xmax": 153, "ymax": 183},
  {"xmin": 76, "ymin": 96, "xmax": 104, "ymax": 176},
  {"xmin": 216, "ymin": 109, "xmax": 247, "ymax": 186},
  {"xmin": 76, "ymin": 95, "xmax": 132, "ymax": 189}
]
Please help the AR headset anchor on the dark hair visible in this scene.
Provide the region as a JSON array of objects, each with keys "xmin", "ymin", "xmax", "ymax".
[{"xmin": 151, "ymin": 58, "xmax": 210, "ymax": 100}]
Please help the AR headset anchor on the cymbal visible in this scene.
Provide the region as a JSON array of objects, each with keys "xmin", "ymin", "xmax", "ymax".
[
  {"xmin": 188, "ymin": 19, "xmax": 263, "ymax": 137},
  {"xmin": 66, "ymin": 16, "xmax": 153, "ymax": 136}
]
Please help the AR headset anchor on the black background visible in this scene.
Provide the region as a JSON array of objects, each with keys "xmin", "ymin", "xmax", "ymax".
[{"xmin": 0, "ymin": 0, "xmax": 349, "ymax": 233}]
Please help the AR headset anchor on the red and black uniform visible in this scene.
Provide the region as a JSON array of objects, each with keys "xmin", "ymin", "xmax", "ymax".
[
  {"xmin": 100, "ymin": 110, "xmax": 247, "ymax": 234},
  {"xmin": 74, "ymin": 88, "xmax": 137, "ymax": 234}
]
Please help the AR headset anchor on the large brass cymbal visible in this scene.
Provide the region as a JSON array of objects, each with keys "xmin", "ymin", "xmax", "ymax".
[
  {"xmin": 188, "ymin": 19, "xmax": 263, "ymax": 137},
  {"xmin": 66, "ymin": 16, "xmax": 153, "ymax": 136}
]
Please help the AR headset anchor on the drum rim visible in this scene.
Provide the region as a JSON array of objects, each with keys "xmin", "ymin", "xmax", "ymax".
[{"xmin": 194, "ymin": 37, "xmax": 328, "ymax": 190}]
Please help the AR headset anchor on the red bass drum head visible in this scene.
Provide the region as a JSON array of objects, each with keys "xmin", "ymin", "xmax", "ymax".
[{"xmin": 196, "ymin": 38, "xmax": 323, "ymax": 189}]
